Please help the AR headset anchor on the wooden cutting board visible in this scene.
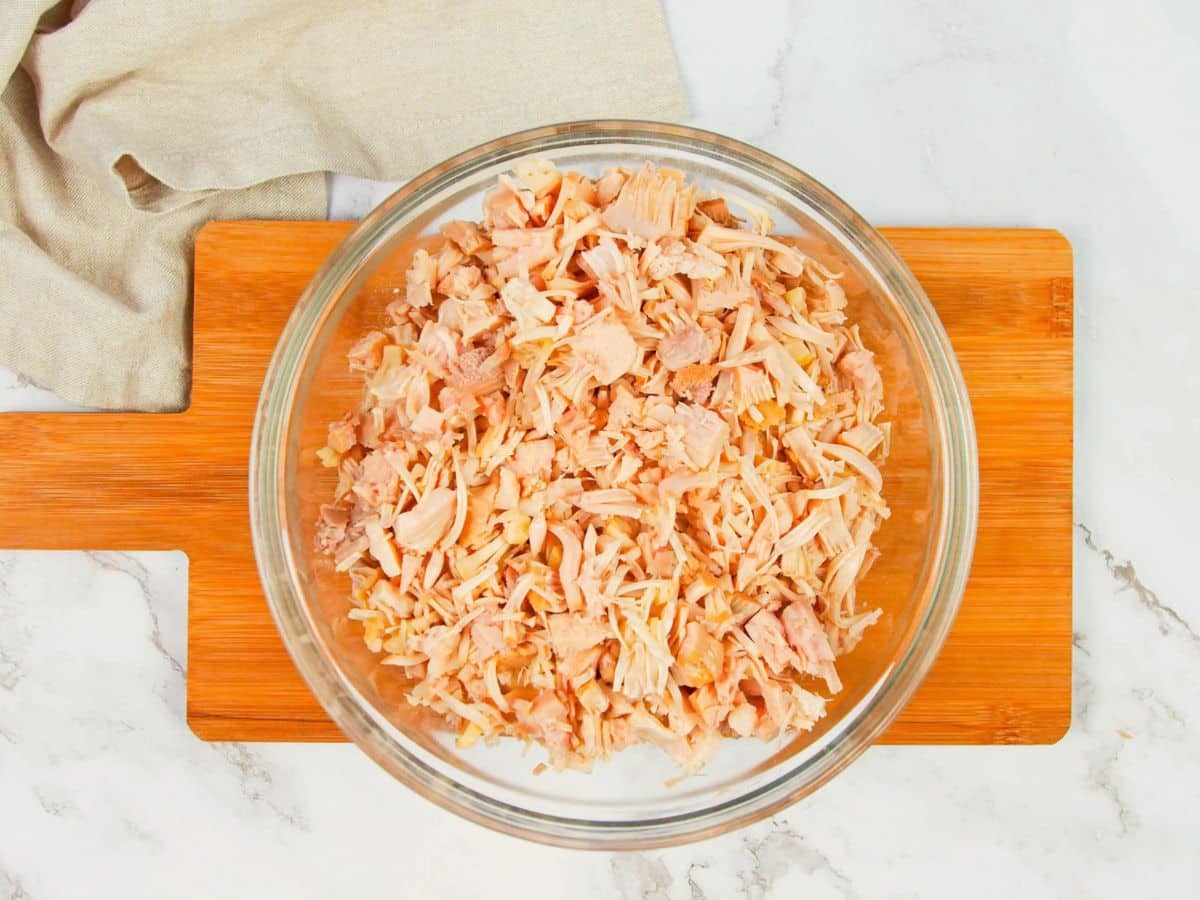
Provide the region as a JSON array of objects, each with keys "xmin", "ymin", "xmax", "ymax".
[{"xmin": 0, "ymin": 221, "xmax": 1073, "ymax": 744}]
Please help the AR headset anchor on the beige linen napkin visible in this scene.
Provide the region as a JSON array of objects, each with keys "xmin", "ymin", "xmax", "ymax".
[{"xmin": 0, "ymin": 0, "xmax": 687, "ymax": 410}]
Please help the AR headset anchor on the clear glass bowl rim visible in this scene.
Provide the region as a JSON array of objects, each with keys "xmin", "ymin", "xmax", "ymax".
[{"xmin": 250, "ymin": 120, "xmax": 979, "ymax": 849}]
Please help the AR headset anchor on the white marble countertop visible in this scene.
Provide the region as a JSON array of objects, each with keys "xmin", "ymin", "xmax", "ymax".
[{"xmin": 2, "ymin": 2, "xmax": 1197, "ymax": 897}]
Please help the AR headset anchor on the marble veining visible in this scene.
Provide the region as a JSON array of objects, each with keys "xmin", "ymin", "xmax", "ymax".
[
  {"xmin": 610, "ymin": 818, "xmax": 860, "ymax": 900},
  {"xmin": 1077, "ymin": 526, "xmax": 1198, "ymax": 648},
  {"xmin": 1, "ymin": 1, "xmax": 1197, "ymax": 897}
]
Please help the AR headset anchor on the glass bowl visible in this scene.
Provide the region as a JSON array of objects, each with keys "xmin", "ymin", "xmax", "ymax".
[{"xmin": 250, "ymin": 121, "xmax": 978, "ymax": 848}]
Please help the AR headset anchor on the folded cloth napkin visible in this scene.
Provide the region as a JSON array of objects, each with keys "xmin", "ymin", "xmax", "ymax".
[{"xmin": 0, "ymin": 0, "xmax": 687, "ymax": 410}]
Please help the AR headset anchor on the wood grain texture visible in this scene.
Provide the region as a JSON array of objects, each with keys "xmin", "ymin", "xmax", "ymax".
[{"xmin": 0, "ymin": 221, "xmax": 1073, "ymax": 744}]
